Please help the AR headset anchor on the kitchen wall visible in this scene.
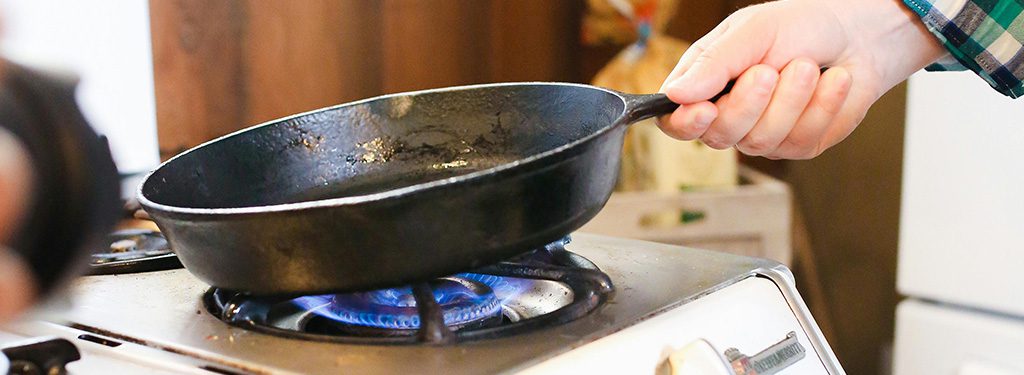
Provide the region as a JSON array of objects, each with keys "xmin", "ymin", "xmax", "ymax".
[
  {"xmin": 781, "ymin": 86, "xmax": 907, "ymax": 375},
  {"xmin": 0, "ymin": 0, "xmax": 160, "ymax": 174},
  {"xmin": 148, "ymin": 1, "xmax": 903, "ymax": 373}
]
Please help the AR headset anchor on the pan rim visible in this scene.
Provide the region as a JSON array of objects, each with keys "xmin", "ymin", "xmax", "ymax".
[{"xmin": 137, "ymin": 81, "xmax": 628, "ymax": 216}]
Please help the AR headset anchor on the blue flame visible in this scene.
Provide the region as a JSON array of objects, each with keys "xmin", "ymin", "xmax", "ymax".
[
  {"xmin": 455, "ymin": 273, "xmax": 532, "ymax": 300},
  {"xmin": 290, "ymin": 273, "xmax": 530, "ymax": 330}
]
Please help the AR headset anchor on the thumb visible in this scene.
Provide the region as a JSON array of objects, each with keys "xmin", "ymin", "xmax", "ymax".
[{"xmin": 664, "ymin": 18, "xmax": 773, "ymax": 103}]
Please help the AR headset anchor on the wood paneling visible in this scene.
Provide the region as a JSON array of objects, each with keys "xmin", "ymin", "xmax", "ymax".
[
  {"xmin": 488, "ymin": 1, "xmax": 581, "ymax": 82},
  {"xmin": 151, "ymin": 0, "xmax": 583, "ymax": 159},
  {"xmin": 150, "ymin": 0, "xmax": 246, "ymax": 157},
  {"xmin": 379, "ymin": 1, "xmax": 491, "ymax": 92},
  {"xmin": 664, "ymin": 0, "xmax": 730, "ymax": 43},
  {"xmin": 242, "ymin": 1, "xmax": 381, "ymax": 125},
  {"xmin": 377, "ymin": 0, "xmax": 582, "ymax": 92},
  {"xmin": 331, "ymin": 1, "xmax": 385, "ymax": 101}
]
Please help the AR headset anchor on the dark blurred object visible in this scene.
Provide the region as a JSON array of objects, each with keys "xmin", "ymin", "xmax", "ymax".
[
  {"xmin": 0, "ymin": 61, "xmax": 120, "ymax": 297},
  {"xmin": 2, "ymin": 337, "xmax": 81, "ymax": 375}
]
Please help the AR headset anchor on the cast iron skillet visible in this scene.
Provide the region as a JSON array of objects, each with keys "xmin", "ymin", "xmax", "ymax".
[{"xmin": 139, "ymin": 82, "xmax": 728, "ymax": 296}]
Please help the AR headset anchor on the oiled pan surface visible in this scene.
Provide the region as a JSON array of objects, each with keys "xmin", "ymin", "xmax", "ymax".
[{"xmin": 144, "ymin": 85, "xmax": 623, "ymax": 210}]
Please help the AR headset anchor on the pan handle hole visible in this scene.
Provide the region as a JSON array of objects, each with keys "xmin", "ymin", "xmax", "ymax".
[
  {"xmin": 200, "ymin": 365, "xmax": 247, "ymax": 375},
  {"xmin": 77, "ymin": 334, "xmax": 122, "ymax": 347}
]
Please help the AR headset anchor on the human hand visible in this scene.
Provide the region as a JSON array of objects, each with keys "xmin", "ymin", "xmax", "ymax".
[{"xmin": 660, "ymin": 0, "xmax": 945, "ymax": 159}]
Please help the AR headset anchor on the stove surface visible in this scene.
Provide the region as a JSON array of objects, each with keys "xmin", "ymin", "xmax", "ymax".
[{"xmin": 24, "ymin": 234, "xmax": 782, "ymax": 374}]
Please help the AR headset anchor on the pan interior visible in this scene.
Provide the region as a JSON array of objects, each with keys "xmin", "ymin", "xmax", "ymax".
[{"xmin": 142, "ymin": 84, "xmax": 624, "ymax": 209}]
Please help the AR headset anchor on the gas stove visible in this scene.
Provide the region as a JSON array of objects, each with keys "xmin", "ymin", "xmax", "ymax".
[{"xmin": 1, "ymin": 234, "xmax": 843, "ymax": 374}]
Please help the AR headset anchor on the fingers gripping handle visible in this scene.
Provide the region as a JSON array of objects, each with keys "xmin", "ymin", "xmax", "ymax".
[{"xmin": 622, "ymin": 66, "xmax": 827, "ymax": 124}]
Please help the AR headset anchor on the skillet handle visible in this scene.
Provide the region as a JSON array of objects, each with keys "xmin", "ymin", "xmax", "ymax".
[{"xmin": 622, "ymin": 80, "xmax": 736, "ymax": 123}]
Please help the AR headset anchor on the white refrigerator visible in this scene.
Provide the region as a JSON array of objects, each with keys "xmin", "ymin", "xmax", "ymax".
[{"xmin": 894, "ymin": 71, "xmax": 1024, "ymax": 374}]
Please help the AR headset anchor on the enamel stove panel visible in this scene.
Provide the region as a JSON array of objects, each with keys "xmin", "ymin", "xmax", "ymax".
[{"xmin": 2, "ymin": 234, "xmax": 842, "ymax": 374}]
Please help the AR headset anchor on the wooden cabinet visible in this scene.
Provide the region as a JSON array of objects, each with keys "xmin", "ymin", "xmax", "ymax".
[
  {"xmin": 149, "ymin": 0, "xmax": 582, "ymax": 159},
  {"xmin": 581, "ymin": 166, "xmax": 793, "ymax": 265}
]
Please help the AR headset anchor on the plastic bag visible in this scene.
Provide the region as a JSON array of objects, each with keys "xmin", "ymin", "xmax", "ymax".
[{"xmin": 587, "ymin": 0, "xmax": 737, "ymax": 192}]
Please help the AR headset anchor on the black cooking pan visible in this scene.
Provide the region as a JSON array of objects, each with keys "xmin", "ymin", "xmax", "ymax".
[{"xmin": 140, "ymin": 83, "xmax": 727, "ymax": 296}]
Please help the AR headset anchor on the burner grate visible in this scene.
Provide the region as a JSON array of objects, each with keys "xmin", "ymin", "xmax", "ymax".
[
  {"xmin": 88, "ymin": 229, "xmax": 182, "ymax": 275},
  {"xmin": 204, "ymin": 237, "xmax": 614, "ymax": 344}
]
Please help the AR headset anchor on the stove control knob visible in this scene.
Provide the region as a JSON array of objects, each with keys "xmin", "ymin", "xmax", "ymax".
[
  {"xmin": 2, "ymin": 337, "xmax": 81, "ymax": 375},
  {"xmin": 661, "ymin": 339, "xmax": 735, "ymax": 375}
]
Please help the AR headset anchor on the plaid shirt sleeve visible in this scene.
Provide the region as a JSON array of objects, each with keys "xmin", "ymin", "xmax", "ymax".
[{"xmin": 902, "ymin": 0, "xmax": 1024, "ymax": 98}]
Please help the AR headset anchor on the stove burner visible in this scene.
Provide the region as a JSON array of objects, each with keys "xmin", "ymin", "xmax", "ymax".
[
  {"xmin": 292, "ymin": 275, "xmax": 503, "ymax": 331},
  {"xmin": 204, "ymin": 236, "xmax": 614, "ymax": 344},
  {"xmin": 87, "ymin": 229, "xmax": 183, "ymax": 275}
]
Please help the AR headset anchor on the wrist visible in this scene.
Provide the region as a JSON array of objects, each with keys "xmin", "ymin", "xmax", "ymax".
[{"xmin": 824, "ymin": 0, "xmax": 946, "ymax": 89}]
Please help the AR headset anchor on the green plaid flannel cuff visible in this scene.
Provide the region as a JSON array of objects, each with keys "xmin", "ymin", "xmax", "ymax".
[{"xmin": 903, "ymin": 0, "xmax": 1024, "ymax": 98}]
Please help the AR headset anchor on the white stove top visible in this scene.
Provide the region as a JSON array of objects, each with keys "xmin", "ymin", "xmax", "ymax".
[{"xmin": 2, "ymin": 234, "xmax": 842, "ymax": 374}]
